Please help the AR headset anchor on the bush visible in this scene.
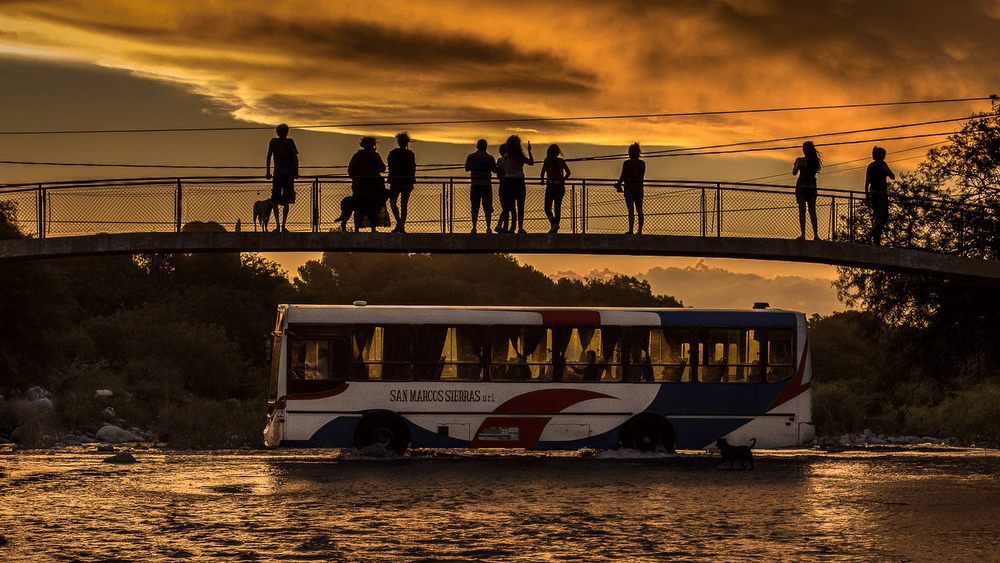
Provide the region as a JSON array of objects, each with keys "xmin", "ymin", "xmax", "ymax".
[
  {"xmin": 156, "ymin": 397, "xmax": 266, "ymax": 448},
  {"xmin": 82, "ymin": 303, "xmax": 261, "ymax": 400}
]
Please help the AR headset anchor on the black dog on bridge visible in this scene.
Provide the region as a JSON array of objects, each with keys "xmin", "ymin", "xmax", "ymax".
[{"xmin": 333, "ymin": 188, "xmax": 392, "ymax": 232}]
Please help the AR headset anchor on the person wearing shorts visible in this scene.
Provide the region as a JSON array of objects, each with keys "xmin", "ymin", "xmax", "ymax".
[
  {"xmin": 465, "ymin": 139, "xmax": 498, "ymax": 233},
  {"xmin": 266, "ymin": 123, "xmax": 299, "ymax": 232}
]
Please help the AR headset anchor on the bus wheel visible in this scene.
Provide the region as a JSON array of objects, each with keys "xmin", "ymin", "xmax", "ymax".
[
  {"xmin": 621, "ymin": 415, "xmax": 675, "ymax": 453},
  {"xmin": 356, "ymin": 413, "xmax": 410, "ymax": 455}
]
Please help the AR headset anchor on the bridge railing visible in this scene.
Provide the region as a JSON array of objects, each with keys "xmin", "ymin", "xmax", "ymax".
[{"xmin": 1, "ymin": 176, "xmax": 994, "ymax": 257}]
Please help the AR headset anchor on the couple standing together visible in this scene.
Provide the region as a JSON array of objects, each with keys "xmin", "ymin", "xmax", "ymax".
[
  {"xmin": 792, "ymin": 141, "xmax": 895, "ymax": 244},
  {"xmin": 465, "ymin": 135, "xmax": 570, "ymax": 234}
]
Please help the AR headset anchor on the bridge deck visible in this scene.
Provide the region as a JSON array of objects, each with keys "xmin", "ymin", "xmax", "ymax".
[{"xmin": 2, "ymin": 231, "xmax": 999, "ymax": 282}]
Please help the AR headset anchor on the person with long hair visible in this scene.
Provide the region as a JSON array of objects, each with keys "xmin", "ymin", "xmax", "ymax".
[
  {"xmin": 387, "ymin": 132, "xmax": 416, "ymax": 233},
  {"xmin": 614, "ymin": 142, "xmax": 646, "ymax": 234},
  {"xmin": 540, "ymin": 143, "xmax": 571, "ymax": 233},
  {"xmin": 503, "ymin": 135, "xmax": 534, "ymax": 233},
  {"xmin": 347, "ymin": 136, "xmax": 387, "ymax": 232},
  {"xmin": 792, "ymin": 141, "xmax": 822, "ymax": 240},
  {"xmin": 495, "ymin": 144, "xmax": 511, "ymax": 233}
]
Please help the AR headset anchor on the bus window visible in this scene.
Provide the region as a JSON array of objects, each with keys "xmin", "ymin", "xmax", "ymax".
[
  {"xmin": 269, "ymin": 334, "xmax": 282, "ymax": 402},
  {"xmin": 382, "ymin": 325, "xmax": 413, "ymax": 381},
  {"xmin": 627, "ymin": 328, "xmax": 690, "ymax": 383},
  {"xmin": 697, "ymin": 329, "xmax": 761, "ymax": 383},
  {"xmin": 287, "ymin": 337, "xmax": 348, "ymax": 395},
  {"xmin": 648, "ymin": 328, "xmax": 692, "ymax": 383},
  {"xmin": 440, "ymin": 326, "xmax": 486, "ymax": 382},
  {"xmin": 350, "ymin": 325, "xmax": 382, "ymax": 381},
  {"xmin": 559, "ymin": 327, "xmax": 622, "ymax": 383},
  {"xmin": 411, "ymin": 325, "xmax": 449, "ymax": 381},
  {"xmin": 490, "ymin": 327, "xmax": 552, "ymax": 382},
  {"xmin": 766, "ymin": 329, "xmax": 796, "ymax": 382}
]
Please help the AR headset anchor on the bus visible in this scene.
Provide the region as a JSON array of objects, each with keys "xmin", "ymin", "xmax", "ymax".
[{"xmin": 263, "ymin": 303, "xmax": 815, "ymax": 454}]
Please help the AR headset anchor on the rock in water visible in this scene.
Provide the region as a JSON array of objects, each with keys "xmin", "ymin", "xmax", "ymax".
[{"xmin": 102, "ymin": 452, "xmax": 138, "ymax": 464}]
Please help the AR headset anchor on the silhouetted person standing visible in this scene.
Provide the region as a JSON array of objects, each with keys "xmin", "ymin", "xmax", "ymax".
[
  {"xmin": 465, "ymin": 139, "xmax": 498, "ymax": 233},
  {"xmin": 495, "ymin": 144, "xmax": 511, "ymax": 233},
  {"xmin": 540, "ymin": 144, "xmax": 571, "ymax": 233},
  {"xmin": 503, "ymin": 135, "xmax": 534, "ymax": 233},
  {"xmin": 387, "ymin": 132, "xmax": 416, "ymax": 233},
  {"xmin": 266, "ymin": 123, "xmax": 299, "ymax": 232},
  {"xmin": 615, "ymin": 143, "xmax": 646, "ymax": 234},
  {"xmin": 348, "ymin": 136, "xmax": 387, "ymax": 232},
  {"xmin": 792, "ymin": 141, "xmax": 822, "ymax": 240},
  {"xmin": 865, "ymin": 145, "xmax": 896, "ymax": 245}
]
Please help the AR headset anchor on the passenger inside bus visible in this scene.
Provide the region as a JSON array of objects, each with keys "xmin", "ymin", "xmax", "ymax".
[{"xmin": 566, "ymin": 350, "xmax": 609, "ymax": 382}]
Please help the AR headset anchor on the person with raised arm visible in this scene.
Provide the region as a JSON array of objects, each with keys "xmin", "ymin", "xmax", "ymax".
[{"xmin": 503, "ymin": 135, "xmax": 534, "ymax": 233}]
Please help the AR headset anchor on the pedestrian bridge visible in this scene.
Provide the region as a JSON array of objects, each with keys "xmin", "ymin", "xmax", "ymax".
[{"xmin": 1, "ymin": 175, "xmax": 998, "ymax": 281}]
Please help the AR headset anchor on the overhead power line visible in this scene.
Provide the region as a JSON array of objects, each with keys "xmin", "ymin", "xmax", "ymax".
[
  {"xmin": 570, "ymin": 114, "xmax": 986, "ymax": 163},
  {"xmin": 0, "ymin": 96, "xmax": 993, "ymax": 136},
  {"xmin": 0, "ymin": 127, "xmax": 985, "ymax": 170}
]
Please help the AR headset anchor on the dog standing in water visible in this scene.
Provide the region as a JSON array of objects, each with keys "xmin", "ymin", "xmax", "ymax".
[{"xmin": 715, "ymin": 437, "xmax": 756, "ymax": 470}]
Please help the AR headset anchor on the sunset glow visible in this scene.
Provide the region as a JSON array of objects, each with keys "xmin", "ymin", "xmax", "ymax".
[{"xmin": 2, "ymin": 0, "xmax": 997, "ymax": 150}]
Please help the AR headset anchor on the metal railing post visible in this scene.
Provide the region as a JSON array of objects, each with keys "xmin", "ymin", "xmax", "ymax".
[
  {"xmin": 830, "ymin": 196, "xmax": 836, "ymax": 241},
  {"xmin": 581, "ymin": 179, "xmax": 587, "ymax": 234},
  {"xmin": 449, "ymin": 178, "xmax": 455, "ymax": 234},
  {"xmin": 441, "ymin": 183, "xmax": 447, "ymax": 233},
  {"xmin": 175, "ymin": 179, "xmax": 182, "ymax": 232},
  {"xmin": 312, "ymin": 178, "xmax": 319, "ymax": 232},
  {"xmin": 849, "ymin": 193, "xmax": 855, "ymax": 242},
  {"xmin": 716, "ymin": 183, "xmax": 722, "ymax": 237},
  {"xmin": 37, "ymin": 184, "xmax": 46, "ymax": 239},
  {"xmin": 701, "ymin": 186, "xmax": 707, "ymax": 237},
  {"xmin": 571, "ymin": 182, "xmax": 577, "ymax": 234}
]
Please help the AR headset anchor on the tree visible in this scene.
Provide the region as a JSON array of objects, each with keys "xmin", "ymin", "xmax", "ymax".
[
  {"xmin": 0, "ymin": 202, "xmax": 78, "ymax": 391},
  {"xmin": 834, "ymin": 104, "xmax": 1000, "ymax": 398},
  {"xmin": 293, "ymin": 253, "xmax": 683, "ymax": 307}
]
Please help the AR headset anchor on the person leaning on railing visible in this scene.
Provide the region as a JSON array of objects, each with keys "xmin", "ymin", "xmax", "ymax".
[
  {"xmin": 615, "ymin": 142, "xmax": 646, "ymax": 235},
  {"xmin": 864, "ymin": 145, "xmax": 896, "ymax": 245}
]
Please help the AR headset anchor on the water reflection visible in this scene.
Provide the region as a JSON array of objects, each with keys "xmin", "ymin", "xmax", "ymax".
[{"xmin": 1, "ymin": 447, "xmax": 998, "ymax": 562}]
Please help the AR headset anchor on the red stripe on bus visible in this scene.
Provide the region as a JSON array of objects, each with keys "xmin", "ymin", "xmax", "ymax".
[
  {"xmin": 535, "ymin": 310, "xmax": 602, "ymax": 326},
  {"xmin": 279, "ymin": 383, "xmax": 350, "ymax": 402},
  {"xmin": 493, "ymin": 388, "xmax": 615, "ymax": 414},
  {"xmin": 767, "ymin": 342, "xmax": 811, "ymax": 411}
]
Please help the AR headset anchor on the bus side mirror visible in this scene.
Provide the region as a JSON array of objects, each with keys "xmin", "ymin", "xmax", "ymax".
[{"xmin": 264, "ymin": 334, "xmax": 274, "ymax": 365}]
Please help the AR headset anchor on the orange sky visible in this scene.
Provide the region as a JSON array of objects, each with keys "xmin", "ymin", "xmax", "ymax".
[{"xmin": 1, "ymin": 0, "xmax": 998, "ymax": 314}]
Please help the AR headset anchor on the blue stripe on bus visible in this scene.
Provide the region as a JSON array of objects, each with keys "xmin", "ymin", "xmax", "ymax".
[
  {"xmin": 648, "ymin": 381, "xmax": 790, "ymax": 415},
  {"xmin": 653, "ymin": 310, "xmax": 799, "ymax": 328}
]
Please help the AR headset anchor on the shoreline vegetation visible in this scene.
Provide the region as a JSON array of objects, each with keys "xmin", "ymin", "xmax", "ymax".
[{"xmin": 5, "ymin": 108, "xmax": 1000, "ymax": 449}]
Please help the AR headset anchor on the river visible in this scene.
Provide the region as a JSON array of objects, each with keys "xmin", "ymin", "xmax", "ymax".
[{"xmin": 1, "ymin": 446, "xmax": 998, "ymax": 562}]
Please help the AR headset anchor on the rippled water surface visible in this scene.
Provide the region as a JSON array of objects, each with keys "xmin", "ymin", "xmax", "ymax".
[{"xmin": 2, "ymin": 447, "xmax": 999, "ymax": 562}]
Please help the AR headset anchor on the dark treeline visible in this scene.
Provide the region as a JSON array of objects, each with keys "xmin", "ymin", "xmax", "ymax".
[
  {"xmin": 0, "ymin": 214, "xmax": 681, "ymax": 446},
  {"xmin": 3, "ymin": 106, "xmax": 1000, "ymax": 446},
  {"xmin": 813, "ymin": 105, "xmax": 1000, "ymax": 442}
]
